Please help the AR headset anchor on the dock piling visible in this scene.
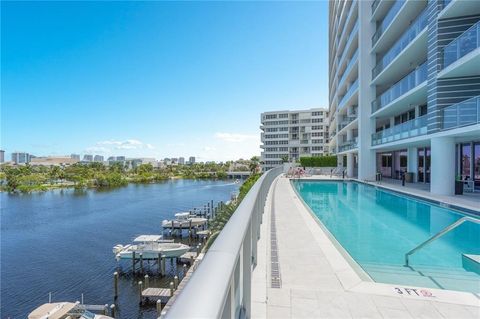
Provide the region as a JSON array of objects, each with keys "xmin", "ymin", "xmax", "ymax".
[
  {"xmin": 156, "ymin": 299, "xmax": 162, "ymax": 315},
  {"xmin": 138, "ymin": 281, "xmax": 143, "ymax": 304},
  {"xmin": 174, "ymin": 275, "xmax": 179, "ymax": 289},
  {"xmin": 161, "ymin": 255, "xmax": 166, "ymax": 276},
  {"xmin": 132, "ymin": 251, "xmax": 136, "ymax": 273},
  {"xmin": 139, "ymin": 253, "xmax": 144, "ymax": 274},
  {"xmin": 182, "ymin": 264, "xmax": 187, "ymax": 279},
  {"xmin": 113, "ymin": 272, "xmax": 119, "ymax": 299},
  {"xmin": 103, "ymin": 304, "xmax": 108, "ymax": 315},
  {"xmin": 110, "ymin": 304, "xmax": 116, "ymax": 318},
  {"xmin": 144, "ymin": 274, "xmax": 149, "ymax": 289},
  {"xmin": 169, "ymin": 282, "xmax": 174, "ymax": 296}
]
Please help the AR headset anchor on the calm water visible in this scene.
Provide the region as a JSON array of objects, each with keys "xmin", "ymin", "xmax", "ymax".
[
  {"xmin": 293, "ymin": 180, "xmax": 480, "ymax": 293},
  {"xmin": 1, "ymin": 179, "xmax": 239, "ymax": 318}
]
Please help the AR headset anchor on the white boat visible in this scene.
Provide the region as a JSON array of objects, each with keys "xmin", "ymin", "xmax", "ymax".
[
  {"xmin": 162, "ymin": 212, "xmax": 208, "ymax": 229},
  {"xmin": 113, "ymin": 235, "xmax": 190, "ymax": 260},
  {"xmin": 28, "ymin": 302, "xmax": 112, "ymax": 319}
]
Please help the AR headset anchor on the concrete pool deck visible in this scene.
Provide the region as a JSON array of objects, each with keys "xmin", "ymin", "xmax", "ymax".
[{"xmin": 252, "ymin": 175, "xmax": 480, "ymax": 319}]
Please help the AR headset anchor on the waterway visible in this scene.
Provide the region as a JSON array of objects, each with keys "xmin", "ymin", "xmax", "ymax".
[{"xmin": 1, "ymin": 179, "xmax": 239, "ymax": 318}]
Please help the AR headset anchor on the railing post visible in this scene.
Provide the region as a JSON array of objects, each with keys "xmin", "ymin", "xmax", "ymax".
[{"xmin": 242, "ymin": 227, "xmax": 256, "ymax": 318}]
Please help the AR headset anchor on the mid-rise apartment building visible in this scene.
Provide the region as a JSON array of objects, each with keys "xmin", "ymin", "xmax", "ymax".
[
  {"xmin": 189, "ymin": 156, "xmax": 196, "ymax": 165},
  {"xmin": 329, "ymin": 0, "xmax": 480, "ymax": 195},
  {"xmin": 260, "ymin": 108, "xmax": 330, "ymax": 171},
  {"xmin": 0, "ymin": 150, "xmax": 4, "ymax": 163},
  {"xmin": 94, "ymin": 155, "xmax": 104, "ymax": 162},
  {"xmin": 83, "ymin": 154, "xmax": 93, "ymax": 162},
  {"xmin": 11, "ymin": 152, "xmax": 30, "ymax": 164}
]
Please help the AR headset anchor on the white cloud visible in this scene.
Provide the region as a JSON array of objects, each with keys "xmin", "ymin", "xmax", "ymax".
[
  {"xmin": 214, "ymin": 132, "xmax": 257, "ymax": 143},
  {"xmin": 84, "ymin": 139, "xmax": 155, "ymax": 156},
  {"xmin": 95, "ymin": 139, "xmax": 154, "ymax": 150}
]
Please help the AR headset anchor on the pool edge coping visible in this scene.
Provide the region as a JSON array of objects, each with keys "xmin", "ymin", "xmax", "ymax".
[{"xmin": 286, "ymin": 176, "xmax": 480, "ymax": 307}]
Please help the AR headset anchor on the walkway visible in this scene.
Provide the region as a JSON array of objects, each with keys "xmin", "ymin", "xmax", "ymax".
[{"xmin": 252, "ymin": 176, "xmax": 480, "ymax": 318}]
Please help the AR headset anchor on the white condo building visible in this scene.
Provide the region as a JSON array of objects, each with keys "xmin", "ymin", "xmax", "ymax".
[
  {"xmin": 329, "ymin": 0, "xmax": 480, "ymax": 195},
  {"xmin": 260, "ymin": 108, "xmax": 330, "ymax": 171}
]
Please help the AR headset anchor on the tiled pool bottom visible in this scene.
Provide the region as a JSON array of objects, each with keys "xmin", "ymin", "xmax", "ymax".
[{"xmin": 292, "ymin": 180, "xmax": 480, "ymax": 294}]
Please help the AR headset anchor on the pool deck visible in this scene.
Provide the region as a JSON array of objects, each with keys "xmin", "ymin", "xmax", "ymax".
[{"xmin": 252, "ymin": 175, "xmax": 480, "ymax": 319}]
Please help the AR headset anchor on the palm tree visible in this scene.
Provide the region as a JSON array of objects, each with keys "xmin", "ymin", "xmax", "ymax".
[{"xmin": 249, "ymin": 156, "xmax": 260, "ymax": 173}]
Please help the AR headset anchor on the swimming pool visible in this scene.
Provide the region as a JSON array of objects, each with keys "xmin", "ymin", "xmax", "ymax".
[{"xmin": 292, "ymin": 180, "xmax": 480, "ymax": 293}]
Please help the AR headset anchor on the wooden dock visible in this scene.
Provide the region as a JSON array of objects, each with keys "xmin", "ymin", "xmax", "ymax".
[{"xmin": 141, "ymin": 287, "xmax": 171, "ymax": 303}]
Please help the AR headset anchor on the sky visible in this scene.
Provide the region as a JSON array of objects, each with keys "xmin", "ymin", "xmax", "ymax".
[{"xmin": 1, "ymin": 1, "xmax": 329, "ymax": 162}]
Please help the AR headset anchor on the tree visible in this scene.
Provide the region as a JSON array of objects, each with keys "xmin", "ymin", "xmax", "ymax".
[{"xmin": 249, "ymin": 156, "xmax": 260, "ymax": 173}]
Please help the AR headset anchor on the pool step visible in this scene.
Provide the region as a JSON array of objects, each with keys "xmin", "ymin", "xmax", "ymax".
[
  {"xmin": 462, "ymin": 254, "xmax": 480, "ymax": 275},
  {"xmin": 362, "ymin": 263, "xmax": 480, "ymax": 293}
]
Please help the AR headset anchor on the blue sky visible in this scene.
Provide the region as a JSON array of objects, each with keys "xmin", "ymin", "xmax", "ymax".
[{"xmin": 1, "ymin": 1, "xmax": 329, "ymax": 161}]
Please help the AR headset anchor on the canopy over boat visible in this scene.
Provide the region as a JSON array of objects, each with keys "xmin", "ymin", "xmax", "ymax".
[
  {"xmin": 28, "ymin": 302, "xmax": 77, "ymax": 319},
  {"xmin": 174, "ymin": 212, "xmax": 190, "ymax": 219},
  {"xmin": 133, "ymin": 235, "xmax": 162, "ymax": 242}
]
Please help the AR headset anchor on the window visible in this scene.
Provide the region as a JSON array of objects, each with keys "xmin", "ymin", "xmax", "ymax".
[
  {"xmin": 265, "ymin": 114, "xmax": 277, "ymax": 119},
  {"xmin": 312, "ymin": 118, "xmax": 323, "ymax": 123},
  {"xmin": 279, "ymin": 114, "xmax": 288, "ymax": 118},
  {"xmin": 419, "ymin": 104, "xmax": 427, "ymax": 116}
]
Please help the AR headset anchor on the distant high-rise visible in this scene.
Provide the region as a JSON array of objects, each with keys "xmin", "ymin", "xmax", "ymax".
[
  {"xmin": 94, "ymin": 155, "xmax": 104, "ymax": 162},
  {"xmin": 260, "ymin": 108, "xmax": 330, "ymax": 171},
  {"xmin": 0, "ymin": 150, "xmax": 4, "ymax": 163},
  {"xmin": 71, "ymin": 154, "xmax": 80, "ymax": 160},
  {"xmin": 178, "ymin": 157, "xmax": 185, "ymax": 165},
  {"xmin": 116, "ymin": 156, "xmax": 126, "ymax": 161},
  {"xmin": 83, "ymin": 154, "xmax": 93, "ymax": 162},
  {"xmin": 12, "ymin": 152, "xmax": 30, "ymax": 164},
  {"xmin": 189, "ymin": 156, "xmax": 196, "ymax": 165}
]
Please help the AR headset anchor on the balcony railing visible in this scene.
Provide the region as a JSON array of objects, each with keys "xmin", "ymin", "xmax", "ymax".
[
  {"xmin": 337, "ymin": 21, "xmax": 359, "ymax": 72},
  {"xmin": 338, "ymin": 138, "xmax": 358, "ymax": 152},
  {"xmin": 442, "ymin": 96, "xmax": 480, "ymax": 130},
  {"xmin": 165, "ymin": 166, "xmax": 283, "ymax": 319},
  {"xmin": 372, "ymin": 61, "xmax": 427, "ymax": 113},
  {"xmin": 372, "ymin": 114, "xmax": 428, "ymax": 146},
  {"xmin": 443, "ymin": 20, "xmax": 480, "ymax": 69},
  {"xmin": 338, "ymin": 78, "xmax": 359, "ymax": 110},
  {"xmin": 372, "ymin": 8, "xmax": 428, "ymax": 79},
  {"xmin": 372, "ymin": 0, "xmax": 406, "ymax": 45},
  {"xmin": 337, "ymin": 115, "xmax": 357, "ymax": 132},
  {"xmin": 338, "ymin": 49, "xmax": 359, "ymax": 91}
]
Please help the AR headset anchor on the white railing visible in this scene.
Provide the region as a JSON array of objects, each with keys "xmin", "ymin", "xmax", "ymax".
[{"xmin": 164, "ymin": 166, "xmax": 283, "ymax": 319}]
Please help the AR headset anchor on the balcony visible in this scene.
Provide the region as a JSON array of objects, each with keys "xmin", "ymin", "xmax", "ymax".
[
  {"xmin": 371, "ymin": 61, "xmax": 427, "ymax": 114},
  {"xmin": 338, "ymin": 79, "xmax": 359, "ymax": 111},
  {"xmin": 372, "ymin": 114, "xmax": 428, "ymax": 146},
  {"xmin": 372, "ymin": 0, "xmax": 406, "ymax": 46},
  {"xmin": 338, "ymin": 138, "xmax": 358, "ymax": 152},
  {"xmin": 440, "ymin": 20, "xmax": 480, "ymax": 78},
  {"xmin": 442, "ymin": 96, "xmax": 480, "ymax": 130},
  {"xmin": 439, "ymin": 0, "xmax": 480, "ymax": 20},
  {"xmin": 338, "ymin": 49, "xmax": 359, "ymax": 92},
  {"xmin": 335, "ymin": 21, "xmax": 359, "ymax": 80},
  {"xmin": 372, "ymin": 8, "xmax": 428, "ymax": 81},
  {"xmin": 337, "ymin": 115, "xmax": 357, "ymax": 132}
]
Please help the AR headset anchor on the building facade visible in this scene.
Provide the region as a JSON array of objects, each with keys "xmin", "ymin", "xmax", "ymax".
[
  {"xmin": 71, "ymin": 154, "xmax": 80, "ymax": 160},
  {"xmin": 189, "ymin": 156, "xmax": 196, "ymax": 165},
  {"xmin": 0, "ymin": 150, "xmax": 4, "ymax": 163},
  {"xmin": 260, "ymin": 108, "xmax": 330, "ymax": 171},
  {"xmin": 329, "ymin": 0, "xmax": 480, "ymax": 195},
  {"xmin": 94, "ymin": 155, "xmax": 104, "ymax": 162},
  {"xmin": 11, "ymin": 152, "xmax": 30, "ymax": 164},
  {"xmin": 83, "ymin": 154, "xmax": 93, "ymax": 162}
]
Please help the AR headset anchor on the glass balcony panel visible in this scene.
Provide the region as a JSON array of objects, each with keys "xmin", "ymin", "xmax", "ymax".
[
  {"xmin": 371, "ymin": 61, "xmax": 427, "ymax": 113},
  {"xmin": 443, "ymin": 21, "xmax": 480, "ymax": 69},
  {"xmin": 372, "ymin": 8, "xmax": 428, "ymax": 79},
  {"xmin": 338, "ymin": 49, "xmax": 359, "ymax": 89},
  {"xmin": 442, "ymin": 96, "xmax": 480, "ymax": 129},
  {"xmin": 372, "ymin": 0, "xmax": 406, "ymax": 45},
  {"xmin": 371, "ymin": 114, "xmax": 428, "ymax": 145},
  {"xmin": 338, "ymin": 79, "xmax": 359, "ymax": 110}
]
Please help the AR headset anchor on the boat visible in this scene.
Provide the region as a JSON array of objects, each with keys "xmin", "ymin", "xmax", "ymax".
[
  {"xmin": 113, "ymin": 235, "xmax": 190, "ymax": 260},
  {"xmin": 162, "ymin": 212, "xmax": 208, "ymax": 229},
  {"xmin": 28, "ymin": 302, "xmax": 113, "ymax": 319}
]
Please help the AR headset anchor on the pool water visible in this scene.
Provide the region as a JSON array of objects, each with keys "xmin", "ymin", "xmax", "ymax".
[{"xmin": 293, "ymin": 180, "xmax": 480, "ymax": 293}]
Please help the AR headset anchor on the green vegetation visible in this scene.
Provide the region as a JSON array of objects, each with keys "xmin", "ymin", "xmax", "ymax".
[
  {"xmin": 205, "ymin": 172, "xmax": 262, "ymax": 249},
  {"xmin": 0, "ymin": 161, "xmax": 239, "ymax": 193},
  {"xmin": 299, "ymin": 156, "xmax": 337, "ymax": 167}
]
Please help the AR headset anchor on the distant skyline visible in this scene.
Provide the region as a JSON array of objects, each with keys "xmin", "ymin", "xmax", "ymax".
[{"xmin": 1, "ymin": 1, "xmax": 329, "ymax": 161}]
